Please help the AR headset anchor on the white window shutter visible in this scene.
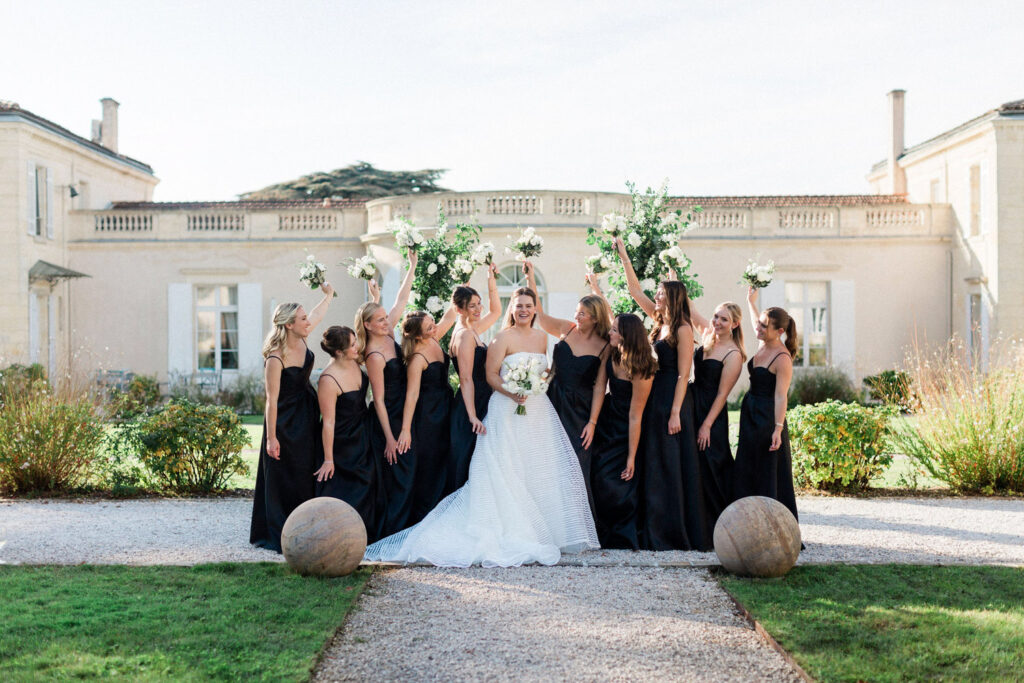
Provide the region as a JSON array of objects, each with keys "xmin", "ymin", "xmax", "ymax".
[
  {"xmin": 45, "ymin": 168, "xmax": 54, "ymax": 238},
  {"xmin": 760, "ymin": 278, "xmax": 784, "ymax": 310},
  {"xmin": 830, "ymin": 279, "xmax": 856, "ymax": 378},
  {"xmin": 26, "ymin": 162, "xmax": 37, "ymax": 235},
  {"xmin": 167, "ymin": 283, "xmax": 193, "ymax": 379},
  {"xmin": 28, "ymin": 293, "xmax": 40, "ymax": 363},
  {"xmin": 47, "ymin": 294, "xmax": 57, "ymax": 373},
  {"xmin": 236, "ymin": 283, "xmax": 264, "ymax": 374}
]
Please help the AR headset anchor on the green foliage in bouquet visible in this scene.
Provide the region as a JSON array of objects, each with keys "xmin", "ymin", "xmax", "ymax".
[
  {"xmin": 788, "ymin": 400, "xmax": 895, "ymax": 492},
  {"xmin": 586, "ymin": 181, "xmax": 703, "ymax": 316},
  {"xmin": 404, "ymin": 205, "xmax": 482, "ymax": 317}
]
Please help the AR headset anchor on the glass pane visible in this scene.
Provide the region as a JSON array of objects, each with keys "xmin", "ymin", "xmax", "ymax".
[
  {"xmin": 220, "ymin": 351, "xmax": 238, "ymax": 370},
  {"xmin": 221, "ymin": 312, "xmax": 238, "ymax": 351},
  {"xmin": 222, "ymin": 286, "xmax": 238, "ymax": 306},
  {"xmin": 197, "ymin": 311, "xmax": 215, "ymax": 340},
  {"xmin": 197, "ymin": 350, "xmax": 215, "ymax": 369},
  {"xmin": 809, "ymin": 306, "xmax": 827, "ymax": 335},
  {"xmin": 195, "ymin": 286, "xmax": 215, "ymax": 307},
  {"xmin": 807, "ymin": 282, "xmax": 828, "ymax": 303},
  {"xmin": 785, "ymin": 282, "xmax": 803, "ymax": 305},
  {"xmin": 496, "ymin": 265, "xmax": 522, "ymax": 288},
  {"xmin": 808, "ymin": 345, "xmax": 828, "ymax": 366}
]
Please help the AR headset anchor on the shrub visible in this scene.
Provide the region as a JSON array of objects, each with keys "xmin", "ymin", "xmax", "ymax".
[
  {"xmin": 863, "ymin": 369, "xmax": 917, "ymax": 410},
  {"xmin": 0, "ymin": 363, "xmax": 48, "ymax": 403},
  {"xmin": 167, "ymin": 370, "xmax": 265, "ymax": 415},
  {"xmin": 891, "ymin": 338, "xmax": 1024, "ymax": 494},
  {"xmin": 788, "ymin": 400, "xmax": 895, "ymax": 492},
  {"xmin": 0, "ymin": 386, "xmax": 106, "ymax": 494},
  {"xmin": 109, "ymin": 374, "xmax": 162, "ymax": 419},
  {"xmin": 788, "ymin": 366, "xmax": 859, "ymax": 407},
  {"xmin": 124, "ymin": 400, "xmax": 251, "ymax": 494}
]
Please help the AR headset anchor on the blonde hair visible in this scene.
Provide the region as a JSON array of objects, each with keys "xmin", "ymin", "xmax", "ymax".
[
  {"xmin": 262, "ymin": 303, "xmax": 301, "ymax": 358},
  {"xmin": 579, "ymin": 295, "xmax": 612, "ymax": 341},
  {"xmin": 503, "ymin": 287, "xmax": 537, "ymax": 329},
  {"xmin": 401, "ymin": 311, "xmax": 429, "ymax": 362},
  {"xmin": 703, "ymin": 302, "xmax": 747, "ymax": 361},
  {"xmin": 354, "ymin": 301, "xmax": 385, "ymax": 363}
]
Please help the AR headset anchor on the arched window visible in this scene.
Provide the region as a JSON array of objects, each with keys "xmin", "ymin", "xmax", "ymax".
[{"xmin": 484, "ymin": 262, "xmax": 546, "ymax": 341}]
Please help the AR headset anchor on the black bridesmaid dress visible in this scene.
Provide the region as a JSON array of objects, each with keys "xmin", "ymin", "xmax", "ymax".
[
  {"xmin": 410, "ymin": 351, "xmax": 453, "ymax": 523},
  {"xmin": 547, "ymin": 330, "xmax": 605, "ymax": 509},
  {"xmin": 250, "ymin": 347, "xmax": 320, "ymax": 553},
  {"xmin": 315, "ymin": 372, "xmax": 384, "ymax": 543},
  {"xmin": 369, "ymin": 340, "xmax": 415, "ymax": 537},
  {"xmin": 734, "ymin": 353, "xmax": 799, "ymax": 522},
  {"xmin": 447, "ymin": 342, "xmax": 491, "ymax": 495},
  {"xmin": 637, "ymin": 338, "xmax": 710, "ymax": 551},
  {"xmin": 692, "ymin": 346, "xmax": 738, "ymax": 527},
  {"xmin": 590, "ymin": 358, "xmax": 641, "ymax": 550}
]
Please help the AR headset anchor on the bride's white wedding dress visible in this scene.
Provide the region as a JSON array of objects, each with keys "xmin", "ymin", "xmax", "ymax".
[{"xmin": 364, "ymin": 351, "xmax": 599, "ymax": 567}]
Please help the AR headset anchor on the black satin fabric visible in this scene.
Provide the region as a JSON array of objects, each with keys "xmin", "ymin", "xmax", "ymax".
[
  {"xmin": 734, "ymin": 357, "xmax": 799, "ymax": 522},
  {"xmin": 590, "ymin": 358, "xmax": 640, "ymax": 550},
  {"xmin": 447, "ymin": 344, "xmax": 491, "ymax": 495},
  {"xmin": 315, "ymin": 372, "xmax": 385, "ymax": 543},
  {"xmin": 410, "ymin": 352, "xmax": 453, "ymax": 524},
  {"xmin": 637, "ymin": 339, "xmax": 710, "ymax": 551},
  {"xmin": 547, "ymin": 337, "xmax": 603, "ymax": 510},
  {"xmin": 692, "ymin": 346, "xmax": 736, "ymax": 527},
  {"xmin": 250, "ymin": 347, "xmax": 320, "ymax": 553},
  {"xmin": 370, "ymin": 340, "xmax": 415, "ymax": 537}
]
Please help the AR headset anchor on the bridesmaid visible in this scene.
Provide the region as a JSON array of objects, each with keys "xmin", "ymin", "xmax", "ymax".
[
  {"xmin": 615, "ymin": 237, "xmax": 709, "ymax": 551},
  {"xmin": 250, "ymin": 284, "xmax": 335, "ymax": 552},
  {"xmin": 314, "ymin": 326, "xmax": 383, "ymax": 542},
  {"xmin": 589, "ymin": 313, "xmax": 656, "ymax": 550},
  {"xmin": 688, "ymin": 300, "xmax": 745, "ymax": 528},
  {"xmin": 396, "ymin": 309, "xmax": 457, "ymax": 525},
  {"xmin": 523, "ymin": 261, "xmax": 611, "ymax": 507},
  {"xmin": 735, "ymin": 287, "xmax": 800, "ymax": 522},
  {"xmin": 447, "ymin": 265, "xmax": 502, "ymax": 494},
  {"xmin": 357, "ymin": 251, "xmax": 417, "ymax": 536}
]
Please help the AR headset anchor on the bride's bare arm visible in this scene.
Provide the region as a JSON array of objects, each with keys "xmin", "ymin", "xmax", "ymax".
[{"xmin": 485, "ymin": 334, "xmax": 526, "ymax": 404}]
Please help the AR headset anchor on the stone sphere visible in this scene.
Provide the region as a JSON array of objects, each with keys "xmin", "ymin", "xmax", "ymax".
[
  {"xmin": 281, "ymin": 497, "xmax": 367, "ymax": 577},
  {"xmin": 713, "ymin": 496, "xmax": 801, "ymax": 578}
]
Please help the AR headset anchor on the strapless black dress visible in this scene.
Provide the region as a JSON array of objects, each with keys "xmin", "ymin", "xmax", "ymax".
[
  {"xmin": 250, "ymin": 347, "xmax": 320, "ymax": 553},
  {"xmin": 448, "ymin": 344, "xmax": 491, "ymax": 495},
  {"xmin": 692, "ymin": 346, "xmax": 737, "ymax": 527}
]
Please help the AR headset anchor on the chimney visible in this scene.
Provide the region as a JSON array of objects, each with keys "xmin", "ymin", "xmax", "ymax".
[
  {"xmin": 99, "ymin": 97, "xmax": 119, "ymax": 152},
  {"xmin": 887, "ymin": 89, "xmax": 907, "ymax": 195}
]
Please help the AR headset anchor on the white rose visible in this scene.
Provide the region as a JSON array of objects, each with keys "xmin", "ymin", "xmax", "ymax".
[
  {"xmin": 437, "ymin": 254, "xmax": 447, "ymax": 264},
  {"xmin": 307, "ymin": 254, "xmax": 315, "ymax": 261},
  {"xmin": 426, "ymin": 296, "xmax": 443, "ymax": 313},
  {"xmin": 413, "ymin": 232, "xmax": 424, "ymax": 244},
  {"xmin": 530, "ymin": 236, "xmax": 542, "ymax": 246},
  {"xmin": 627, "ymin": 232, "xmax": 642, "ymax": 248},
  {"xmin": 600, "ymin": 256, "xmax": 612, "ymax": 269},
  {"xmin": 427, "ymin": 263, "xmax": 438, "ymax": 275}
]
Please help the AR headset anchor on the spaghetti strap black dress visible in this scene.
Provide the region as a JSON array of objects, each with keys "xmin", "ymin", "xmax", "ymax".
[
  {"xmin": 734, "ymin": 353, "xmax": 799, "ymax": 522},
  {"xmin": 692, "ymin": 346, "xmax": 737, "ymax": 527},
  {"xmin": 250, "ymin": 347, "xmax": 320, "ymax": 553},
  {"xmin": 590, "ymin": 357, "xmax": 641, "ymax": 550},
  {"xmin": 411, "ymin": 351, "xmax": 453, "ymax": 524},
  {"xmin": 370, "ymin": 340, "xmax": 415, "ymax": 536},
  {"xmin": 637, "ymin": 338, "xmax": 710, "ymax": 551},
  {"xmin": 448, "ymin": 343, "xmax": 491, "ymax": 495},
  {"xmin": 316, "ymin": 372, "xmax": 384, "ymax": 543},
  {"xmin": 547, "ymin": 330, "xmax": 605, "ymax": 509}
]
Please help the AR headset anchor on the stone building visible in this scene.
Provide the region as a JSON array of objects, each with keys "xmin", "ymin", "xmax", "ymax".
[{"xmin": 1, "ymin": 91, "xmax": 1019, "ymax": 391}]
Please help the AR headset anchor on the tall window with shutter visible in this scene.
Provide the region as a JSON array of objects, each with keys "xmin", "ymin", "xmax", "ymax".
[{"xmin": 784, "ymin": 282, "xmax": 829, "ymax": 367}]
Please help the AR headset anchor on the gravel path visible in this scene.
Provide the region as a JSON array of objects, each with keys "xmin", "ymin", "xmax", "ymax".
[
  {"xmin": 2, "ymin": 495, "xmax": 1021, "ymax": 566},
  {"xmin": 313, "ymin": 566, "xmax": 802, "ymax": 682}
]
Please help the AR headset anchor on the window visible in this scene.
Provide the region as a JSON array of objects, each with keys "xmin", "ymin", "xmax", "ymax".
[
  {"xmin": 969, "ymin": 293, "xmax": 982, "ymax": 358},
  {"xmin": 929, "ymin": 178, "xmax": 942, "ymax": 204},
  {"xmin": 26, "ymin": 163, "xmax": 52, "ymax": 237},
  {"xmin": 784, "ymin": 282, "xmax": 828, "ymax": 367},
  {"xmin": 486, "ymin": 263, "xmax": 546, "ymax": 340},
  {"xmin": 969, "ymin": 164, "xmax": 981, "ymax": 236},
  {"xmin": 195, "ymin": 285, "xmax": 239, "ymax": 372}
]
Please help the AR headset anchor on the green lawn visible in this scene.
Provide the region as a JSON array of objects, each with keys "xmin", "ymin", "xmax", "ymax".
[
  {"xmin": 720, "ymin": 565, "xmax": 1024, "ymax": 682},
  {"xmin": 0, "ymin": 563, "xmax": 371, "ymax": 681}
]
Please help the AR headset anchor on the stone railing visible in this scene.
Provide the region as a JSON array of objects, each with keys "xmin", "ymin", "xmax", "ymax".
[
  {"xmin": 188, "ymin": 213, "xmax": 246, "ymax": 232},
  {"xmin": 278, "ymin": 213, "xmax": 337, "ymax": 231},
  {"xmin": 94, "ymin": 213, "xmax": 153, "ymax": 233}
]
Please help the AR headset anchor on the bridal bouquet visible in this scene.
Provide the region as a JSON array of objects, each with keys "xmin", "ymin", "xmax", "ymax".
[
  {"xmin": 389, "ymin": 218, "xmax": 425, "ymax": 252},
  {"xmin": 506, "ymin": 226, "xmax": 543, "ymax": 260},
  {"xmin": 741, "ymin": 259, "xmax": 775, "ymax": 289},
  {"xmin": 471, "ymin": 241, "xmax": 496, "ymax": 266},
  {"xmin": 451, "ymin": 257, "xmax": 475, "ymax": 280},
  {"xmin": 600, "ymin": 211, "xmax": 628, "ymax": 238},
  {"xmin": 299, "ymin": 253, "xmax": 337, "ymax": 296},
  {"xmin": 658, "ymin": 245, "xmax": 690, "ymax": 274},
  {"xmin": 501, "ymin": 356, "xmax": 550, "ymax": 415},
  {"xmin": 346, "ymin": 254, "xmax": 377, "ymax": 281},
  {"xmin": 586, "ymin": 253, "xmax": 613, "ymax": 274}
]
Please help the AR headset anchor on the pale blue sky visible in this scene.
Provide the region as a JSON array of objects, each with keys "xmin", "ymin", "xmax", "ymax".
[{"xmin": 3, "ymin": 0, "xmax": 1022, "ymax": 201}]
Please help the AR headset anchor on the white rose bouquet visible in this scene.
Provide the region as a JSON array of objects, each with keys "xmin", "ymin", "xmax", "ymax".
[
  {"xmin": 658, "ymin": 245, "xmax": 690, "ymax": 273},
  {"xmin": 451, "ymin": 257, "xmax": 475, "ymax": 280},
  {"xmin": 389, "ymin": 218, "xmax": 425, "ymax": 252},
  {"xmin": 601, "ymin": 212, "xmax": 628, "ymax": 238},
  {"xmin": 500, "ymin": 355, "xmax": 550, "ymax": 415},
  {"xmin": 741, "ymin": 259, "xmax": 775, "ymax": 289},
  {"xmin": 471, "ymin": 241, "xmax": 496, "ymax": 266},
  {"xmin": 507, "ymin": 226, "xmax": 543, "ymax": 260},
  {"xmin": 299, "ymin": 253, "xmax": 337, "ymax": 297},
  {"xmin": 585, "ymin": 253, "xmax": 613, "ymax": 274},
  {"xmin": 345, "ymin": 254, "xmax": 377, "ymax": 281}
]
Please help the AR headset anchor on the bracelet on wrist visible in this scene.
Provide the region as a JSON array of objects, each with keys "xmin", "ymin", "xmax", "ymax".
[{"xmin": 775, "ymin": 422, "xmax": 784, "ymax": 427}]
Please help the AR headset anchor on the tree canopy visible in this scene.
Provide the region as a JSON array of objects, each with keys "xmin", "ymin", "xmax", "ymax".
[{"xmin": 239, "ymin": 161, "xmax": 449, "ymax": 200}]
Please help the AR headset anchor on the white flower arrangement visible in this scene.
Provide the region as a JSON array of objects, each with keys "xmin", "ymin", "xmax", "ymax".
[
  {"xmin": 452, "ymin": 257, "xmax": 475, "ymax": 279},
  {"xmin": 741, "ymin": 259, "xmax": 775, "ymax": 289},
  {"xmin": 661, "ymin": 231, "xmax": 680, "ymax": 243},
  {"xmin": 500, "ymin": 355, "xmax": 550, "ymax": 415},
  {"xmin": 426, "ymin": 295, "xmax": 444, "ymax": 314},
  {"xmin": 601, "ymin": 212, "xmax": 628, "ymax": 238},
  {"xmin": 658, "ymin": 245, "xmax": 690, "ymax": 273},
  {"xmin": 506, "ymin": 226, "xmax": 543, "ymax": 260},
  {"xmin": 389, "ymin": 218, "xmax": 425, "ymax": 251},
  {"xmin": 627, "ymin": 231, "xmax": 643, "ymax": 248},
  {"xmin": 345, "ymin": 254, "xmax": 377, "ymax": 281},
  {"xmin": 437, "ymin": 254, "xmax": 447, "ymax": 265},
  {"xmin": 585, "ymin": 254, "xmax": 613, "ymax": 274},
  {"xmin": 299, "ymin": 253, "xmax": 336, "ymax": 296},
  {"xmin": 427, "ymin": 263, "xmax": 438, "ymax": 275},
  {"xmin": 471, "ymin": 242, "xmax": 496, "ymax": 266}
]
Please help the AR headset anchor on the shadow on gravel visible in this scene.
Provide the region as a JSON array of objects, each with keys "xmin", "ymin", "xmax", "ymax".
[{"xmin": 801, "ymin": 512, "xmax": 1024, "ymax": 547}]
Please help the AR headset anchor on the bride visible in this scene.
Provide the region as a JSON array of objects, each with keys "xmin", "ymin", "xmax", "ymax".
[{"xmin": 364, "ymin": 287, "xmax": 599, "ymax": 567}]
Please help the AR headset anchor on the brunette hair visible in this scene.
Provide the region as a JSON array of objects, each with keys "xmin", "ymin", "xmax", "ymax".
[
  {"xmin": 452, "ymin": 285, "xmax": 480, "ymax": 312},
  {"xmin": 400, "ymin": 311, "xmax": 430, "ymax": 362},
  {"xmin": 613, "ymin": 314, "xmax": 658, "ymax": 379},
  {"xmin": 502, "ymin": 287, "xmax": 538, "ymax": 329},
  {"xmin": 649, "ymin": 280, "xmax": 692, "ymax": 347},
  {"xmin": 703, "ymin": 302, "xmax": 747, "ymax": 361},
  {"xmin": 354, "ymin": 301, "xmax": 385, "ymax": 362},
  {"xmin": 262, "ymin": 303, "xmax": 301, "ymax": 358},
  {"xmin": 578, "ymin": 295, "xmax": 612, "ymax": 341},
  {"xmin": 321, "ymin": 325, "xmax": 356, "ymax": 358},
  {"xmin": 764, "ymin": 306, "xmax": 798, "ymax": 357}
]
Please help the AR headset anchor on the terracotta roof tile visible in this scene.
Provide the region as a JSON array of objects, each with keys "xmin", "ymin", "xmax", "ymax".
[
  {"xmin": 666, "ymin": 194, "xmax": 908, "ymax": 208},
  {"xmin": 110, "ymin": 198, "xmax": 367, "ymax": 210}
]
